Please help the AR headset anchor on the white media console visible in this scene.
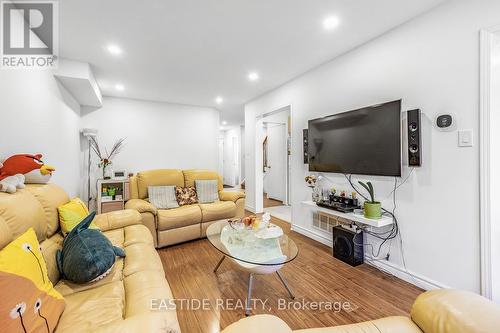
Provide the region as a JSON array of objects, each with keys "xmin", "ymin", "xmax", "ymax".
[{"xmin": 300, "ymin": 200, "xmax": 394, "ymax": 228}]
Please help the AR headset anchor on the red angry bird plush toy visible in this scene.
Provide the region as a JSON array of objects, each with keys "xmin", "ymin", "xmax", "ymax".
[{"xmin": 0, "ymin": 154, "xmax": 55, "ymax": 184}]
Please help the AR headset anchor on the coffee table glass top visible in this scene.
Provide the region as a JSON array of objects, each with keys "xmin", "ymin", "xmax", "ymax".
[{"xmin": 206, "ymin": 220, "xmax": 298, "ymax": 266}]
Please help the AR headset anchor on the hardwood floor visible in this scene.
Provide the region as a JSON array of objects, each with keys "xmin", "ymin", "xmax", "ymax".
[
  {"xmin": 157, "ymin": 215, "xmax": 423, "ymax": 333},
  {"xmin": 263, "ymin": 193, "xmax": 284, "ymax": 208}
]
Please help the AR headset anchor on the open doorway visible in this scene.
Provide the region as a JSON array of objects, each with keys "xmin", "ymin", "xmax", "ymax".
[
  {"xmin": 480, "ymin": 26, "xmax": 500, "ymax": 303},
  {"xmin": 260, "ymin": 107, "xmax": 291, "ymax": 222},
  {"xmin": 221, "ymin": 126, "xmax": 245, "ymax": 190}
]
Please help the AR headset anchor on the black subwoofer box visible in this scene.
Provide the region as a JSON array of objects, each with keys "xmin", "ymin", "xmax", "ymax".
[{"xmin": 332, "ymin": 226, "xmax": 364, "ymax": 266}]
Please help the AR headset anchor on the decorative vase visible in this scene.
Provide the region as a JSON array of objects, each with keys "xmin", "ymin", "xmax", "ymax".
[
  {"xmin": 311, "ymin": 186, "xmax": 321, "ymax": 203},
  {"xmin": 103, "ymin": 165, "xmax": 112, "ymax": 180},
  {"xmin": 364, "ymin": 202, "xmax": 382, "ymax": 219}
]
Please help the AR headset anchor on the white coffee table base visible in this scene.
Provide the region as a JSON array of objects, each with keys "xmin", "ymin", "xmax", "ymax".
[{"xmin": 213, "ymin": 255, "xmax": 295, "ymax": 316}]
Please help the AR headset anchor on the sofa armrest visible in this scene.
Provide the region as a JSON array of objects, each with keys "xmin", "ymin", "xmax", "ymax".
[
  {"xmin": 94, "ymin": 209, "xmax": 142, "ymax": 232},
  {"xmin": 125, "ymin": 199, "xmax": 157, "ymax": 216},
  {"xmin": 219, "ymin": 190, "xmax": 245, "ymax": 202},
  {"xmin": 221, "ymin": 315, "xmax": 292, "ymax": 333},
  {"xmin": 411, "ymin": 289, "xmax": 500, "ymax": 333}
]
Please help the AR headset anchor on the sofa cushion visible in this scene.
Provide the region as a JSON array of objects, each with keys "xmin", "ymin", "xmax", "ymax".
[
  {"xmin": 58, "ymin": 198, "xmax": 99, "ymax": 234},
  {"xmin": 54, "ymin": 225, "xmax": 155, "ymax": 297},
  {"xmin": 175, "ymin": 186, "xmax": 198, "ymax": 206},
  {"xmin": 0, "ymin": 228, "xmax": 65, "ymax": 333},
  {"xmin": 0, "ymin": 188, "xmax": 47, "ymax": 242},
  {"xmin": 200, "ymin": 201, "xmax": 236, "ymax": 222},
  {"xmin": 195, "ymin": 179, "xmax": 219, "ymax": 203},
  {"xmin": 136, "ymin": 169, "xmax": 184, "ymax": 199},
  {"xmin": 148, "ymin": 185, "xmax": 179, "ymax": 209},
  {"xmin": 183, "ymin": 169, "xmax": 223, "ymax": 191},
  {"xmin": 55, "ymin": 281, "xmax": 125, "ymax": 333},
  {"xmin": 157, "ymin": 205, "xmax": 202, "ymax": 230},
  {"xmin": 26, "ymin": 184, "xmax": 69, "ymax": 238}
]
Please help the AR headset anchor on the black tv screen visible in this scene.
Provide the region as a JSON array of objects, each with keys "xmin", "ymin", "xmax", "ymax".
[{"xmin": 308, "ymin": 100, "xmax": 401, "ymax": 176}]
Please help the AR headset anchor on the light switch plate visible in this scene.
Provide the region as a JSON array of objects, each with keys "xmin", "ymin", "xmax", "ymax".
[{"xmin": 458, "ymin": 129, "xmax": 473, "ymax": 147}]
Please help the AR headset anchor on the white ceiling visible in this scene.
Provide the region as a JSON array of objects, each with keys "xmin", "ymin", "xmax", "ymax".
[{"xmin": 59, "ymin": 0, "xmax": 445, "ymax": 127}]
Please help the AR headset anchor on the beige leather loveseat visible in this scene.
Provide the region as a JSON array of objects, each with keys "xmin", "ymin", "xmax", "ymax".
[
  {"xmin": 223, "ymin": 289, "xmax": 500, "ymax": 333},
  {"xmin": 0, "ymin": 184, "xmax": 180, "ymax": 333},
  {"xmin": 125, "ymin": 169, "xmax": 245, "ymax": 248}
]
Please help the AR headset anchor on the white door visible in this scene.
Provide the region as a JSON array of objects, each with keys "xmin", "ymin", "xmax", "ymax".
[{"xmin": 266, "ymin": 124, "xmax": 286, "ymax": 202}]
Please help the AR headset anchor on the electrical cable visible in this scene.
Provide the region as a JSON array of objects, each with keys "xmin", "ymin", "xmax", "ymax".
[{"xmin": 344, "ymin": 172, "xmax": 421, "ymax": 285}]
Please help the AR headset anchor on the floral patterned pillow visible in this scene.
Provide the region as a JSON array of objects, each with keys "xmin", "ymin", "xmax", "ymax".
[{"xmin": 175, "ymin": 186, "xmax": 198, "ymax": 206}]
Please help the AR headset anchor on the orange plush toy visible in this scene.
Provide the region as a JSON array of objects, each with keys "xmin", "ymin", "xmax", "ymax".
[{"xmin": 0, "ymin": 154, "xmax": 55, "ymax": 185}]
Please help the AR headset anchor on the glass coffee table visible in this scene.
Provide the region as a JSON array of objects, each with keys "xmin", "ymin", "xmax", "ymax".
[{"xmin": 206, "ymin": 220, "xmax": 299, "ymax": 315}]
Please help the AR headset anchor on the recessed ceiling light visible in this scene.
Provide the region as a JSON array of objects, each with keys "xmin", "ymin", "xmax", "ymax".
[
  {"xmin": 115, "ymin": 84, "xmax": 125, "ymax": 91},
  {"xmin": 248, "ymin": 72, "xmax": 259, "ymax": 82},
  {"xmin": 219, "ymin": 126, "xmax": 225, "ymax": 130},
  {"xmin": 215, "ymin": 96, "xmax": 224, "ymax": 104},
  {"xmin": 222, "ymin": 121, "xmax": 228, "ymax": 125},
  {"xmin": 323, "ymin": 16, "xmax": 340, "ymax": 31},
  {"xmin": 107, "ymin": 44, "xmax": 122, "ymax": 56}
]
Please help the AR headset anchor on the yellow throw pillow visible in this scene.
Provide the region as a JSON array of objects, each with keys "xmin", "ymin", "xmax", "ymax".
[
  {"xmin": 0, "ymin": 228, "xmax": 65, "ymax": 333},
  {"xmin": 58, "ymin": 198, "xmax": 99, "ymax": 234}
]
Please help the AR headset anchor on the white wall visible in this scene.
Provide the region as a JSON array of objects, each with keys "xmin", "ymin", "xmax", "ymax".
[
  {"xmin": 81, "ymin": 97, "xmax": 220, "ymax": 176},
  {"xmin": 245, "ymin": 0, "xmax": 500, "ymax": 292},
  {"xmin": 490, "ymin": 32, "xmax": 500, "ymax": 302},
  {"xmin": 0, "ymin": 70, "xmax": 82, "ymax": 197}
]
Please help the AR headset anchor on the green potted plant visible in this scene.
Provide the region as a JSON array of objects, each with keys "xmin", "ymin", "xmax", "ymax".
[{"xmin": 358, "ymin": 181, "xmax": 382, "ymax": 219}]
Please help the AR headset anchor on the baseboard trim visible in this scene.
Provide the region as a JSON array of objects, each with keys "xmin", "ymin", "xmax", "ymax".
[
  {"xmin": 365, "ymin": 256, "xmax": 449, "ymax": 290},
  {"xmin": 291, "ymin": 224, "xmax": 448, "ymax": 291},
  {"xmin": 291, "ymin": 224, "xmax": 332, "ymax": 247},
  {"xmin": 245, "ymin": 205, "xmax": 256, "ymax": 213}
]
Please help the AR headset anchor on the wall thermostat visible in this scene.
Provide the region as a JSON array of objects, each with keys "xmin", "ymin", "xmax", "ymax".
[{"xmin": 435, "ymin": 113, "xmax": 456, "ymax": 131}]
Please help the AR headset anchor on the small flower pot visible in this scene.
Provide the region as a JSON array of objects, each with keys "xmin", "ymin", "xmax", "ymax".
[{"xmin": 364, "ymin": 202, "xmax": 382, "ymax": 219}]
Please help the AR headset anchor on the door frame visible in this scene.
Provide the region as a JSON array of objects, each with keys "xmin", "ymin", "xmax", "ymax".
[
  {"xmin": 479, "ymin": 25, "xmax": 500, "ymax": 299},
  {"xmin": 255, "ymin": 105, "xmax": 292, "ymax": 213}
]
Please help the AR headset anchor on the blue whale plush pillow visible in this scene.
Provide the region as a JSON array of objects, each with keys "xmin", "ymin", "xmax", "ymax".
[{"xmin": 56, "ymin": 212, "xmax": 125, "ymax": 283}]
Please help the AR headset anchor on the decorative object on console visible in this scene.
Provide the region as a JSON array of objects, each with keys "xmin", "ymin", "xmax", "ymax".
[
  {"xmin": 305, "ymin": 175, "xmax": 321, "ymax": 202},
  {"xmin": 175, "ymin": 186, "xmax": 198, "ymax": 206},
  {"xmin": 319, "ymin": 190, "xmax": 360, "ymax": 213},
  {"xmin": 56, "ymin": 212, "xmax": 126, "ymax": 284},
  {"xmin": 89, "ymin": 137, "xmax": 125, "ymax": 179},
  {"xmin": 0, "ymin": 228, "xmax": 65, "ymax": 333},
  {"xmin": 358, "ymin": 181, "xmax": 381, "ymax": 219},
  {"xmin": 0, "ymin": 153, "xmax": 55, "ymax": 185}
]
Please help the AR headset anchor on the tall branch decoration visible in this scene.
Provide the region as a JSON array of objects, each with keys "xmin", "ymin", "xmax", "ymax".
[{"xmin": 89, "ymin": 138, "xmax": 125, "ymax": 179}]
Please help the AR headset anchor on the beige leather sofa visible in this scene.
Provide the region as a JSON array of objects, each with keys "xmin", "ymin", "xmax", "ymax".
[
  {"xmin": 222, "ymin": 289, "xmax": 500, "ymax": 333},
  {"xmin": 0, "ymin": 184, "xmax": 180, "ymax": 333},
  {"xmin": 125, "ymin": 169, "xmax": 245, "ymax": 248}
]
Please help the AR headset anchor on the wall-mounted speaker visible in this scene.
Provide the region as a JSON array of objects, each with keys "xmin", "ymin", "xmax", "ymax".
[
  {"xmin": 332, "ymin": 226, "xmax": 363, "ymax": 266},
  {"xmin": 407, "ymin": 109, "xmax": 422, "ymax": 167},
  {"xmin": 303, "ymin": 129, "xmax": 309, "ymax": 164}
]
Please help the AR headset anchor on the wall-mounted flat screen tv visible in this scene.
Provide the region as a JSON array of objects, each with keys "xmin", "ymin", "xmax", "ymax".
[{"xmin": 308, "ymin": 100, "xmax": 402, "ymax": 177}]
